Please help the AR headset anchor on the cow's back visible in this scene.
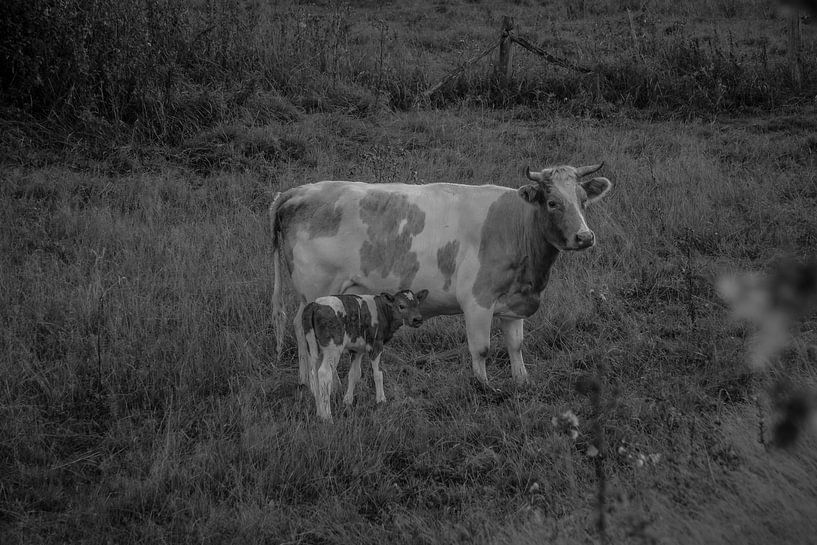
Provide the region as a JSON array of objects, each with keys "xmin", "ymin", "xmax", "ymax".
[{"xmin": 277, "ymin": 181, "xmax": 512, "ymax": 315}]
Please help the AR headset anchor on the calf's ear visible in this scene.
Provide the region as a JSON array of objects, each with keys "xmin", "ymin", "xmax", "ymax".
[
  {"xmin": 416, "ymin": 289, "xmax": 429, "ymax": 302},
  {"xmin": 518, "ymin": 184, "xmax": 544, "ymax": 204},
  {"xmin": 581, "ymin": 177, "xmax": 612, "ymax": 203},
  {"xmin": 380, "ymin": 292, "xmax": 395, "ymax": 303}
]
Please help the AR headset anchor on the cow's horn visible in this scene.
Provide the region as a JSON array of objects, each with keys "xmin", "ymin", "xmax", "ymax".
[
  {"xmin": 576, "ymin": 162, "xmax": 604, "ymax": 177},
  {"xmin": 525, "ymin": 166, "xmax": 553, "ymax": 183},
  {"xmin": 525, "ymin": 166, "xmax": 540, "ymax": 182}
]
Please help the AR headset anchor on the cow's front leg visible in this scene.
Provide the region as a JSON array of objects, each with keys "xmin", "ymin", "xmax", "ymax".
[
  {"xmin": 370, "ymin": 344, "xmax": 386, "ymax": 404},
  {"xmin": 499, "ymin": 317, "xmax": 528, "ymax": 386},
  {"xmin": 463, "ymin": 305, "xmax": 493, "ymax": 385},
  {"xmin": 294, "ymin": 302, "xmax": 310, "ymax": 388},
  {"xmin": 344, "ymin": 352, "xmax": 364, "ymax": 407}
]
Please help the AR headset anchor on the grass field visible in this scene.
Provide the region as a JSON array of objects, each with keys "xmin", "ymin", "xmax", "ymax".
[{"xmin": 3, "ymin": 1, "xmax": 817, "ymax": 544}]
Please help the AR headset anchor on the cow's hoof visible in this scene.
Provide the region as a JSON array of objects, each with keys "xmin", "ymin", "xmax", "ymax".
[
  {"xmin": 489, "ymin": 388, "xmax": 512, "ymax": 403},
  {"xmin": 472, "ymin": 377, "xmax": 497, "ymax": 394},
  {"xmin": 513, "ymin": 376, "xmax": 531, "ymax": 389},
  {"xmin": 471, "ymin": 378, "xmax": 511, "ymax": 403}
]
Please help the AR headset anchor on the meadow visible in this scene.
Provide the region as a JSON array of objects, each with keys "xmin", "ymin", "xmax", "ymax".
[{"xmin": 2, "ymin": 1, "xmax": 817, "ymax": 543}]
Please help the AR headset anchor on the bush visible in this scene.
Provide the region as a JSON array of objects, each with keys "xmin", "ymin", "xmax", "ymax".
[
  {"xmin": 1, "ymin": 1, "xmax": 815, "ymax": 151},
  {"xmin": 423, "ymin": 31, "xmax": 813, "ymax": 116},
  {"xmin": 2, "ymin": 1, "xmax": 182, "ymax": 120},
  {"xmin": 0, "ymin": 1, "xmax": 407, "ymax": 146},
  {"xmin": 0, "ymin": 0, "xmax": 267, "ymax": 144}
]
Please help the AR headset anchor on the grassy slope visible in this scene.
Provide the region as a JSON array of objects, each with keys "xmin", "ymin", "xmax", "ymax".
[
  {"xmin": 3, "ymin": 1, "xmax": 817, "ymax": 544},
  {"xmin": 3, "ymin": 107, "xmax": 817, "ymax": 544}
]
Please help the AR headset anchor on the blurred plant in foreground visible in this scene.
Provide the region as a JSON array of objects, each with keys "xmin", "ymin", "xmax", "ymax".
[
  {"xmin": 718, "ymin": 258, "xmax": 817, "ymax": 447},
  {"xmin": 551, "ymin": 410, "xmax": 580, "ymax": 441}
]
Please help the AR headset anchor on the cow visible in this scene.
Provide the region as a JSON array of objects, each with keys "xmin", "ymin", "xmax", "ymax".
[
  {"xmin": 269, "ymin": 163, "xmax": 612, "ymax": 389},
  {"xmin": 302, "ymin": 289, "xmax": 429, "ymax": 421}
]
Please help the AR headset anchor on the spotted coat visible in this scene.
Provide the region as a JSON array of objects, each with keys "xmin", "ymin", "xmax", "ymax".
[{"xmin": 302, "ymin": 290, "xmax": 427, "ymax": 421}]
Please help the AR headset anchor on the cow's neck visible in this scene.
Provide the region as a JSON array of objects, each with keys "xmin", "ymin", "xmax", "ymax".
[{"xmin": 521, "ymin": 207, "xmax": 560, "ymax": 292}]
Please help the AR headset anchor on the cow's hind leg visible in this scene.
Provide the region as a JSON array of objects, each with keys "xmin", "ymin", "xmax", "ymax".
[
  {"xmin": 500, "ymin": 317, "xmax": 528, "ymax": 386},
  {"xmin": 463, "ymin": 305, "xmax": 493, "ymax": 386},
  {"xmin": 344, "ymin": 352, "xmax": 364, "ymax": 407},
  {"xmin": 294, "ymin": 302, "xmax": 310, "ymax": 388}
]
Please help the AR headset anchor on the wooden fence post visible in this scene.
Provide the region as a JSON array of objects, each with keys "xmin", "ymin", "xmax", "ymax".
[
  {"xmin": 595, "ymin": 71, "xmax": 602, "ymax": 103},
  {"xmin": 787, "ymin": 11, "xmax": 802, "ymax": 88},
  {"xmin": 627, "ymin": 9, "xmax": 645, "ymax": 66},
  {"xmin": 496, "ymin": 16, "xmax": 514, "ymax": 85}
]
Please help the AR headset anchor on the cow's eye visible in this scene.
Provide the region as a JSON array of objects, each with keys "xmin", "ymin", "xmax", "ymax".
[{"xmin": 547, "ymin": 200, "xmax": 559, "ymax": 209}]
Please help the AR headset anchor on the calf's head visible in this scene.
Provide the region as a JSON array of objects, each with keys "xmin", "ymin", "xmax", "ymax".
[
  {"xmin": 518, "ymin": 163, "xmax": 612, "ymax": 251},
  {"xmin": 382, "ymin": 289, "xmax": 429, "ymax": 328}
]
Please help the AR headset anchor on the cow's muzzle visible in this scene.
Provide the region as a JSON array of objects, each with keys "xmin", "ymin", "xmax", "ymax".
[
  {"xmin": 410, "ymin": 318, "xmax": 423, "ymax": 327},
  {"xmin": 574, "ymin": 230, "xmax": 595, "ymax": 249}
]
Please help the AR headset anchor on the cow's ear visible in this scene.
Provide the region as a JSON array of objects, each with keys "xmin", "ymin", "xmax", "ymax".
[
  {"xmin": 380, "ymin": 292, "xmax": 394, "ymax": 303},
  {"xmin": 416, "ymin": 289, "xmax": 429, "ymax": 302},
  {"xmin": 581, "ymin": 177, "xmax": 612, "ymax": 203},
  {"xmin": 518, "ymin": 184, "xmax": 544, "ymax": 204}
]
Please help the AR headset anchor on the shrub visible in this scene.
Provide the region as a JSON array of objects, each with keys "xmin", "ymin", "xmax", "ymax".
[{"xmin": 1, "ymin": 1, "xmax": 815, "ymax": 149}]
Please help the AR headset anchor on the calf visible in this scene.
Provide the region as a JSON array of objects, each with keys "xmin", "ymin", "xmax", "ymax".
[{"xmin": 303, "ymin": 289, "xmax": 429, "ymax": 421}]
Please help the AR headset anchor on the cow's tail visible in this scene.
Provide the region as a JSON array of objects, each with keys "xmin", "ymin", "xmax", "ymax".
[
  {"xmin": 269, "ymin": 191, "xmax": 286, "ymax": 359},
  {"xmin": 302, "ymin": 307, "xmax": 320, "ymax": 395}
]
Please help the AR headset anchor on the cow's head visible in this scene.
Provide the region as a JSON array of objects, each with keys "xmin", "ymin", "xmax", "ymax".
[
  {"xmin": 518, "ymin": 163, "xmax": 612, "ymax": 251},
  {"xmin": 382, "ymin": 289, "xmax": 429, "ymax": 328}
]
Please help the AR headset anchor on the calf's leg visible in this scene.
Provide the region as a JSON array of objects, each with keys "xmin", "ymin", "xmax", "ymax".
[
  {"xmin": 316, "ymin": 346, "xmax": 341, "ymax": 422},
  {"xmin": 370, "ymin": 346, "xmax": 386, "ymax": 403},
  {"xmin": 304, "ymin": 328, "xmax": 321, "ymax": 398},
  {"xmin": 344, "ymin": 352, "xmax": 364, "ymax": 406}
]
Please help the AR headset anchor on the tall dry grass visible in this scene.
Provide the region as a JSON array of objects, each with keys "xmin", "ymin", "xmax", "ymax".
[
  {"xmin": 3, "ymin": 1, "xmax": 817, "ymax": 543},
  {"xmin": 2, "ymin": 0, "xmax": 816, "ymax": 157},
  {"xmin": 3, "ymin": 105, "xmax": 817, "ymax": 542}
]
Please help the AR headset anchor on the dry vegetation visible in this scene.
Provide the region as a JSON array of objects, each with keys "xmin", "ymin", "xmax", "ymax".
[{"xmin": 2, "ymin": 1, "xmax": 817, "ymax": 544}]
